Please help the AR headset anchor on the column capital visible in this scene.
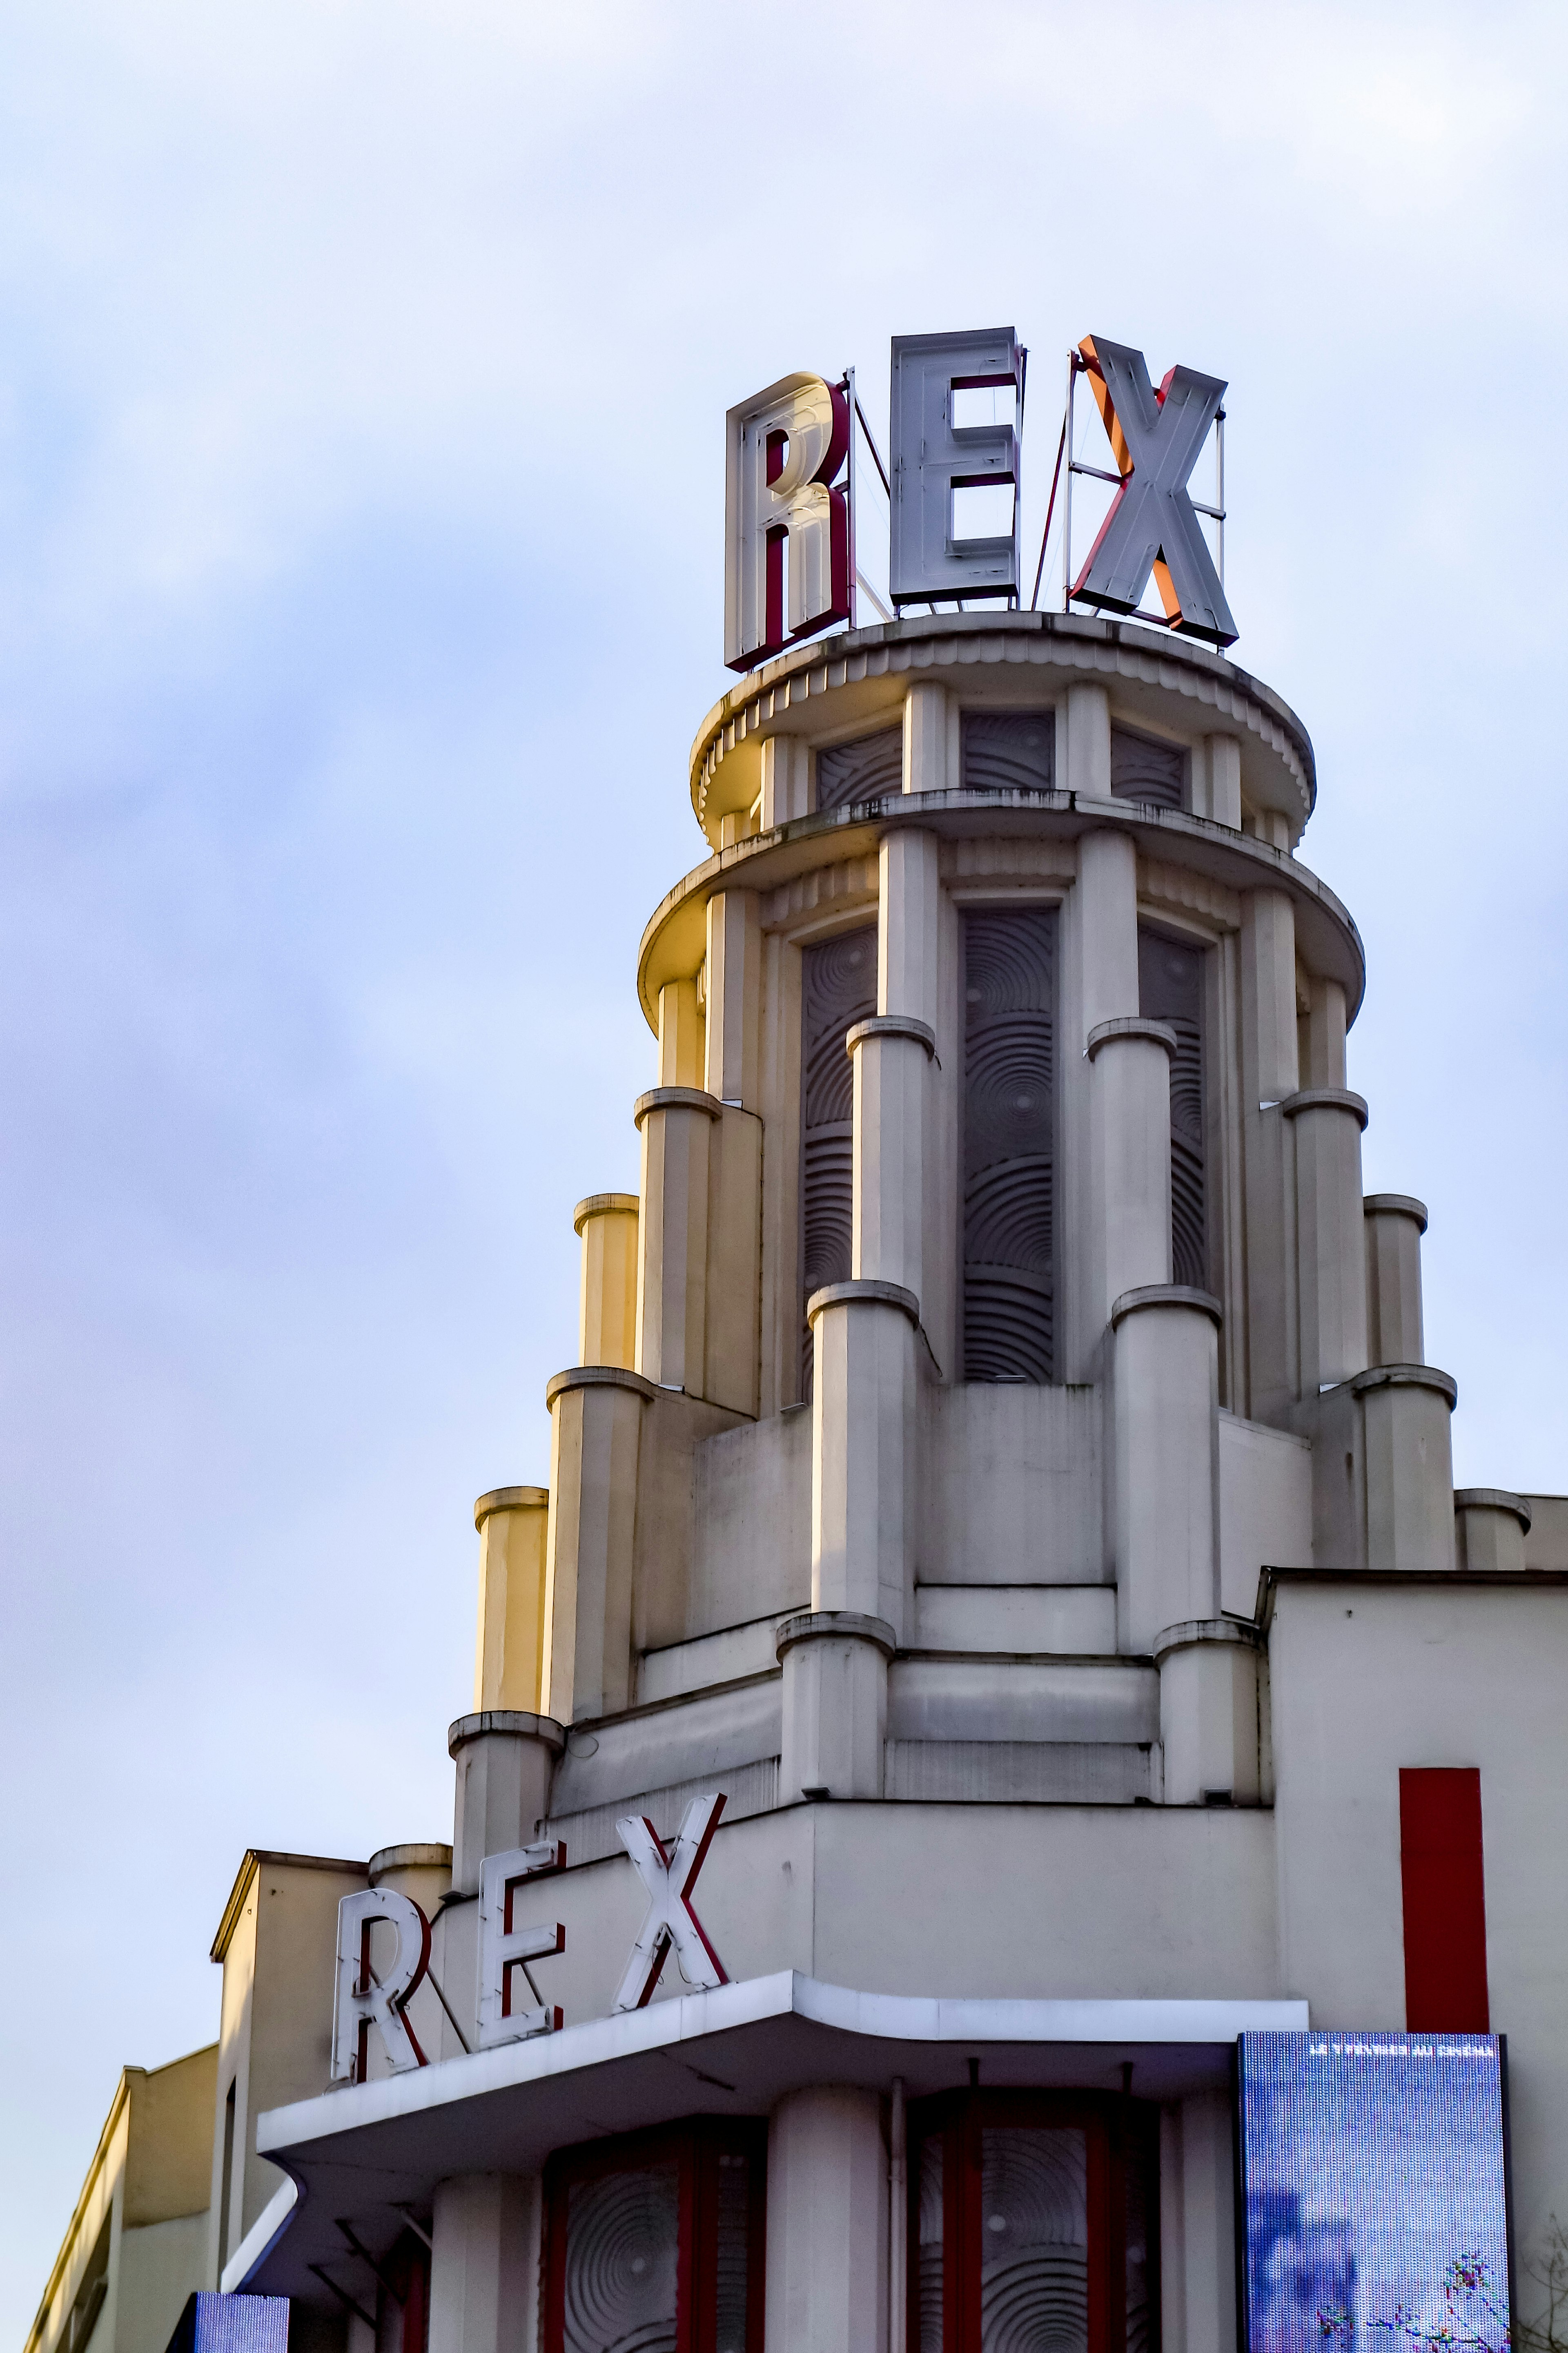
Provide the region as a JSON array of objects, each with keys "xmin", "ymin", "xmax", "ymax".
[
  {"xmin": 845, "ymin": 1014, "xmax": 938, "ymax": 1060},
  {"xmin": 1085, "ymin": 1016, "xmax": 1177, "ymax": 1062},
  {"xmin": 1364, "ymin": 1191, "xmax": 1428, "ymax": 1231},
  {"xmin": 1453, "ymin": 1487, "xmax": 1532, "ymax": 1530},
  {"xmin": 776, "ymin": 1609, "xmax": 898, "ymax": 1659},
  {"xmin": 572, "ymin": 1191, "xmax": 638, "ymax": 1232},
  {"xmin": 1280, "ymin": 1087, "xmax": 1368, "ymax": 1129},
  {"xmin": 633, "ymin": 1085, "xmax": 723, "ymax": 1127},
  {"xmin": 447, "ymin": 1709, "xmax": 566, "ymax": 1758},
  {"xmin": 544, "ymin": 1364, "xmax": 658, "ymax": 1409},
  {"xmin": 1110, "ymin": 1284, "xmax": 1223, "ymax": 1330},
  {"xmin": 1350, "ymin": 1362, "xmax": 1457, "ymax": 1410},
  {"xmin": 806, "ymin": 1278, "xmax": 920, "ymax": 1327},
  {"xmin": 474, "ymin": 1485, "xmax": 547, "ymax": 1528}
]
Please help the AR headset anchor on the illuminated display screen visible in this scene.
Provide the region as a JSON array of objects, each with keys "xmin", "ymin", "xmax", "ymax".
[{"xmin": 1237, "ymin": 2032, "xmax": 1512, "ymax": 2352}]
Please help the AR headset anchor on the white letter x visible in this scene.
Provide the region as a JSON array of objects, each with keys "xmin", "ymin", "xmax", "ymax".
[{"xmin": 611, "ymin": 1793, "xmax": 729, "ymax": 2012}]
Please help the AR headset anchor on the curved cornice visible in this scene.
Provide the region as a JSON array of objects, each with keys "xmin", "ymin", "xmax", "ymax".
[{"xmin": 688, "ymin": 611, "xmax": 1316, "ymax": 846}]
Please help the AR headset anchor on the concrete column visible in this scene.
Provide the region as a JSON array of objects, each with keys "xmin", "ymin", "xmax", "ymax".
[
  {"xmin": 1238, "ymin": 889, "xmax": 1300, "ymax": 1422},
  {"xmin": 1154, "ymin": 1626, "xmax": 1262, "ymax": 1806},
  {"xmin": 1087, "ymin": 1019, "xmax": 1175, "ymax": 1323},
  {"xmin": 703, "ymin": 1106, "xmax": 762, "ymax": 1416},
  {"xmin": 1111, "ymin": 1288, "xmax": 1221, "ymax": 1656},
  {"xmin": 1063, "ymin": 680, "xmax": 1111, "ymax": 800},
  {"xmin": 574, "ymin": 1195, "xmax": 638, "ymax": 1372},
  {"xmin": 1351, "ymin": 1364, "xmax": 1458, "ymax": 1572},
  {"xmin": 704, "ymin": 890, "xmax": 762, "ymax": 1108},
  {"xmin": 902, "ymin": 680, "xmax": 953, "ymax": 795},
  {"xmin": 807, "ymin": 1281, "xmax": 917, "ymax": 1639},
  {"xmin": 1193, "ymin": 734, "xmax": 1242, "ymax": 828},
  {"xmin": 776, "ymin": 1610, "xmax": 894, "ymax": 1802},
  {"xmin": 1455, "ymin": 1488, "xmax": 1532, "ymax": 1574},
  {"xmin": 1302, "ymin": 975, "xmax": 1348, "ymax": 1089},
  {"xmin": 759, "ymin": 734, "xmax": 811, "ymax": 827},
  {"xmin": 446, "ymin": 1713, "xmax": 564, "ymax": 2054},
  {"xmin": 1065, "ymin": 828, "xmax": 1141, "ymax": 1374},
  {"xmin": 1162, "ymin": 2094, "xmax": 1236, "ymax": 2353},
  {"xmin": 1365, "ymin": 1193, "xmax": 1428, "ymax": 1366},
  {"xmin": 542, "ymin": 1365, "xmax": 654, "ymax": 1722},
  {"xmin": 655, "ymin": 977, "xmax": 703, "ymax": 1088},
  {"xmin": 853, "ymin": 821, "xmax": 941, "ymax": 1293},
  {"xmin": 1283, "ymin": 1089, "xmax": 1370, "ymax": 1396},
  {"xmin": 634, "ymin": 1087, "xmax": 720, "ymax": 1392},
  {"xmin": 473, "ymin": 1487, "xmax": 549, "ymax": 1713},
  {"xmin": 764, "ymin": 2088, "xmax": 887, "ymax": 2353},
  {"xmin": 428, "ymin": 2173, "xmax": 539, "ymax": 2353}
]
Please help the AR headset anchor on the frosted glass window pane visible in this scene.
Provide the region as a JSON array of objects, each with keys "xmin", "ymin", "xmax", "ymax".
[
  {"xmin": 564, "ymin": 2159, "xmax": 679, "ymax": 2353},
  {"xmin": 713, "ymin": 2148, "xmax": 751, "ymax": 2353},
  {"xmin": 978, "ymin": 2127, "xmax": 1089, "ymax": 2353}
]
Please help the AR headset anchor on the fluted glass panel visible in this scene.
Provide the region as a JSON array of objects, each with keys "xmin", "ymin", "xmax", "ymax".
[
  {"xmin": 964, "ymin": 908, "xmax": 1056, "ymax": 1381},
  {"xmin": 917, "ymin": 2131, "xmax": 945, "ymax": 2353},
  {"xmin": 977, "ymin": 2127, "xmax": 1089, "ymax": 2353},
  {"xmin": 1110, "ymin": 725, "xmax": 1185, "ymax": 810},
  {"xmin": 1138, "ymin": 926, "xmax": 1207, "ymax": 1293},
  {"xmin": 563, "ymin": 2159, "xmax": 679, "ymax": 2353},
  {"xmin": 800, "ymin": 926, "xmax": 877, "ymax": 1392}
]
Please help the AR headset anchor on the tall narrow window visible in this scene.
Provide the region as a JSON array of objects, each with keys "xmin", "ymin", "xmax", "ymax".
[
  {"xmin": 218, "ymin": 2078, "xmax": 236, "ymax": 2271},
  {"xmin": 800, "ymin": 926, "xmax": 877, "ymax": 1392},
  {"xmin": 963, "ymin": 908, "xmax": 1056, "ymax": 1382},
  {"xmin": 544, "ymin": 2120, "xmax": 765, "ymax": 2353},
  {"xmin": 1401, "ymin": 1766, "xmax": 1490, "ymax": 2031},
  {"xmin": 908, "ymin": 2091, "xmax": 1159, "ymax": 2353},
  {"xmin": 1137, "ymin": 928, "xmax": 1206, "ymax": 1293}
]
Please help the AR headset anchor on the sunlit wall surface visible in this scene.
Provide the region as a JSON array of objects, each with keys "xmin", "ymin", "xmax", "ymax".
[{"xmin": 1237, "ymin": 2032, "xmax": 1511, "ymax": 2353}]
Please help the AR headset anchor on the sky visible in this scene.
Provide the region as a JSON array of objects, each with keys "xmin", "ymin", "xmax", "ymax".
[{"xmin": 3, "ymin": 0, "xmax": 1566, "ymax": 2333}]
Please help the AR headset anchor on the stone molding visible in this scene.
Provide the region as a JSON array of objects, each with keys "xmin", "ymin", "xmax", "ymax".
[
  {"xmin": 632, "ymin": 1086, "xmax": 723, "ymax": 1129},
  {"xmin": 474, "ymin": 1484, "xmax": 548, "ymax": 1528},
  {"xmin": 1280, "ymin": 1087, "xmax": 1369, "ymax": 1129},
  {"xmin": 688, "ymin": 611, "xmax": 1315, "ymax": 839},
  {"xmin": 544, "ymin": 1364, "xmax": 659, "ymax": 1410},
  {"xmin": 368, "ymin": 1843, "xmax": 452, "ymax": 1883},
  {"xmin": 775, "ymin": 1610, "xmax": 898, "ymax": 1660},
  {"xmin": 1364, "ymin": 1191, "xmax": 1428, "ymax": 1231},
  {"xmin": 1085, "ymin": 1017, "xmax": 1178, "ymax": 1062},
  {"xmin": 1152, "ymin": 1618, "xmax": 1265, "ymax": 1664},
  {"xmin": 1109, "ymin": 1284, "xmax": 1224, "ymax": 1331},
  {"xmin": 805, "ymin": 1279, "xmax": 921, "ymax": 1328},
  {"xmin": 1454, "ymin": 1487, "xmax": 1532, "ymax": 1530},
  {"xmin": 447, "ymin": 1710, "xmax": 566, "ymax": 1759},
  {"xmin": 1349, "ymin": 1362, "xmax": 1458, "ymax": 1410},
  {"xmin": 845, "ymin": 1015, "xmax": 938, "ymax": 1061},
  {"xmin": 572, "ymin": 1192, "xmax": 639, "ymax": 1232}
]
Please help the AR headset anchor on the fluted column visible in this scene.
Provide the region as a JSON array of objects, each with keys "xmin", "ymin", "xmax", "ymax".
[
  {"xmin": 764, "ymin": 2088, "xmax": 887, "ymax": 2353},
  {"xmin": 1088, "ymin": 1017, "xmax": 1176, "ymax": 1320},
  {"xmin": 1365, "ymin": 1192, "xmax": 1427, "ymax": 1366},
  {"xmin": 1064, "ymin": 825, "xmax": 1141, "ymax": 1377},
  {"xmin": 634, "ymin": 1086, "xmax": 719, "ymax": 1392},
  {"xmin": 1454, "ymin": 1488, "xmax": 1531, "ymax": 1575},
  {"xmin": 1238, "ymin": 888, "xmax": 1300, "ymax": 1422},
  {"xmin": 574, "ymin": 1194, "xmax": 638, "ymax": 1371},
  {"xmin": 541, "ymin": 1364, "xmax": 654, "ymax": 1722},
  {"xmin": 472, "ymin": 1486, "xmax": 549, "ymax": 1713}
]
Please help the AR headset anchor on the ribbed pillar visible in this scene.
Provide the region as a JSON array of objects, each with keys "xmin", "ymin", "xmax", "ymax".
[
  {"xmin": 1154, "ymin": 1623, "xmax": 1262, "ymax": 1806},
  {"xmin": 633, "ymin": 1086, "xmax": 720, "ymax": 1392},
  {"xmin": 472, "ymin": 1487, "xmax": 549, "ymax": 1713},
  {"xmin": 541, "ymin": 1364, "xmax": 654, "ymax": 1722},
  {"xmin": 1365, "ymin": 1192, "xmax": 1428, "ymax": 1366},
  {"xmin": 574, "ymin": 1194, "xmax": 639, "ymax": 1371},
  {"xmin": 1111, "ymin": 1286, "xmax": 1222, "ymax": 1657},
  {"xmin": 807, "ymin": 1280, "xmax": 917, "ymax": 1636},
  {"xmin": 428, "ymin": 2172, "xmax": 540, "ymax": 2353},
  {"xmin": 1284, "ymin": 1088, "xmax": 1370, "ymax": 1395}
]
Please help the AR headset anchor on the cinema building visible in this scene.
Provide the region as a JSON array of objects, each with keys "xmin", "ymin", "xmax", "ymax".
[{"xmin": 29, "ymin": 498, "xmax": 1568, "ymax": 2348}]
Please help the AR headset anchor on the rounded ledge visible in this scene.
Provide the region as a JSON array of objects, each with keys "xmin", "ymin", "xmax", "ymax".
[
  {"xmin": 545, "ymin": 1364, "xmax": 658, "ymax": 1409},
  {"xmin": 806, "ymin": 1279, "xmax": 921, "ymax": 1328},
  {"xmin": 1153, "ymin": 1618, "xmax": 1264, "ymax": 1662},
  {"xmin": 1350, "ymin": 1363, "xmax": 1458, "ymax": 1410},
  {"xmin": 633, "ymin": 1086, "xmax": 722, "ymax": 1130},
  {"xmin": 776, "ymin": 1609, "xmax": 898, "ymax": 1659},
  {"xmin": 448, "ymin": 1711, "xmax": 566, "ymax": 1759},
  {"xmin": 474, "ymin": 1484, "xmax": 548, "ymax": 1528},
  {"xmin": 1281, "ymin": 1088, "xmax": 1369, "ymax": 1129},
  {"xmin": 1454, "ymin": 1488, "xmax": 1532, "ymax": 1531},
  {"xmin": 1086, "ymin": 1017, "xmax": 1178, "ymax": 1062},
  {"xmin": 1110, "ymin": 1285, "xmax": 1223, "ymax": 1331},
  {"xmin": 368, "ymin": 1843, "xmax": 452, "ymax": 1885},
  {"xmin": 845, "ymin": 1015, "xmax": 938, "ymax": 1060},
  {"xmin": 573, "ymin": 1192, "xmax": 639, "ymax": 1233},
  {"xmin": 1364, "ymin": 1192, "xmax": 1428, "ymax": 1231}
]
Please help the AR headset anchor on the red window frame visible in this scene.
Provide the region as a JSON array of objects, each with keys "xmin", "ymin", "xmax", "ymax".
[
  {"xmin": 374, "ymin": 2226, "xmax": 431, "ymax": 2353},
  {"xmin": 543, "ymin": 2116, "xmax": 767, "ymax": 2353},
  {"xmin": 907, "ymin": 2089, "xmax": 1160, "ymax": 2353}
]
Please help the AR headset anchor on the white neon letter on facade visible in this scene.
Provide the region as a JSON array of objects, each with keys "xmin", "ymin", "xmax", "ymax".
[
  {"xmin": 330, "ymin": 1887, "xmax": 431, "ymax": 2082},
  {"xmin": 477, "ymin": 1840, "xmax": 566, "ymax": 2047},
  {"xmin": 610, "ymin": 1792, "xmax": 728, "ymax": 2012},
  {"xmin": 724, "ymin": 374, "xmax": 849, "ymax": 672},
  {"xmin": 889, "ymin": 327, "xmax": 1022, "ymax": 606}
]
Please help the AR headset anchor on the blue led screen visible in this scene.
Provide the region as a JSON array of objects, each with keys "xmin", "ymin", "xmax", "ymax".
[{"xmin": 1237, "ymin": 2031, "xmax": 1511, "ymax": 2352}]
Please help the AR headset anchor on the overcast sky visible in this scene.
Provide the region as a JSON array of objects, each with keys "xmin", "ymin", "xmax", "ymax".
[{"xmin": 4, "ymin": 0, "xmax": 1566, "ymax": 2332}]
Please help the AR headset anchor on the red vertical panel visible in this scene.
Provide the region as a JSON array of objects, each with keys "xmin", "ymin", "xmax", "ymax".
[{"xmin": 1400, "ymin": 1767, "xmax": 1490, "ymax": 2031}]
